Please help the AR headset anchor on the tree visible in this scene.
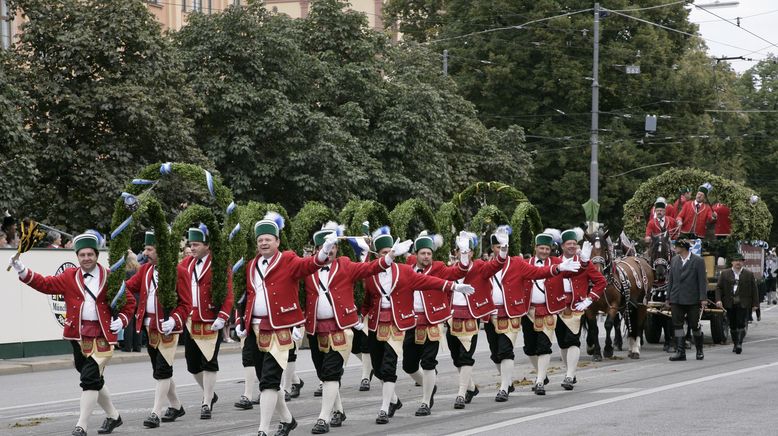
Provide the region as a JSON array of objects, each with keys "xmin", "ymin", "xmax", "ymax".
[{"xmin": 6, "ymin": 0, "xmax": 206, "ymax": 232}]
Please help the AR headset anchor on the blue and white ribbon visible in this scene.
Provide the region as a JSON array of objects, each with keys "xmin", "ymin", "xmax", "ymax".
[
  {"xmin": 160, "ymin": 162, "xmax": 172, "ymax": 175},
  {"xmin": 226, "ymin": 201, "xmax": 237, "ymax": 216},
  {"xmin": 205, "ymin": 170, "xmax": 215, "ymax": 198},
  {"xmin": 109, "ymin": 256, "xmax": 126, "ymax": 272},
  {"xmin": 110, "ymin": 216, "xmax": 133, "ymax": 240},
  {"xmin": 131, "ymin": 179, "xmax": 154, "ymax": 185},
  {"xmin": 232, "ymin": 257, "xmax": 245, "ymax": 274},
  {"xmin": 228, "ymin": 223, "xmax": 241, "ymax": 241}
]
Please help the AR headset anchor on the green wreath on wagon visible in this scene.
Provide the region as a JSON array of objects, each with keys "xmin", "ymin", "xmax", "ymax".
[
  {"xmin": 622, "ymin": 168, "xmax": 772, "ymax": 241},
  {"xmin": 434, "ymin": 202, "xmax": 464, "ymax": 261},
  {"xmin": 389, "ymin": 198, "xmax": 439, "ymax": 242}
]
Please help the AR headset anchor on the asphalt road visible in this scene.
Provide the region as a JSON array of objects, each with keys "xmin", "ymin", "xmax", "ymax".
[{"xmin": 2, "ymin": 305, "xmax": 777, "ymax": 436}]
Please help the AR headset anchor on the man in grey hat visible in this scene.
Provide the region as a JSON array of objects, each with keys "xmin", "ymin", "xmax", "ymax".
[{"xmin": 667, "ymin": 239, "xmax": 708, "ymax": 361}]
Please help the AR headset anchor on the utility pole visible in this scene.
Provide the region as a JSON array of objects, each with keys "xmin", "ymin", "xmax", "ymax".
[
  {"xmin": 590, "ymin": 3, "xmax": 600, "ymax": 203},
  {"xmin": 443, "ymin": 49, "xmax": 448, "ymax": 76}
]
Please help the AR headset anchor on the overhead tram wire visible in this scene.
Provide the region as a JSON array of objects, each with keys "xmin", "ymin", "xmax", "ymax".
[
  {"xmin": 693, "ymin": 4, "xmax": 778, "ymax": 52},
  {"xmin": 609, "ymin": 1, "xmax": 688, "ymax": 12}
]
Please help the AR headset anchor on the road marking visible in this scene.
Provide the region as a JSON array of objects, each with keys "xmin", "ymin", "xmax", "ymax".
[
  {"xmin": 443, "ymin": 360, "xmax": 778, "ymax": 436},
  {"xmin": 493, "ymin": 407, "xmax": 546, "ymax": 414},
  {"xmin": 592, "ymin": 387, "xmax": 639, "ymax": 393}
]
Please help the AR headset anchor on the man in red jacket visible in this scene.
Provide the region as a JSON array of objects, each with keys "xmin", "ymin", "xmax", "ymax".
[
  {"xmin": 304, "ymin": 222, "xmax": 394, "ymax": 434},
  {"xmin": 403, "ymin": 231, "xmax": 469, "ymax": 416},
  {"xmin": 177, "ymin": 224, "xmax": 234, "ymax": 420},
  {"xmin": 486, "ymin": 227, "xmax": 579, "ymax": 402},
  {"xmin": 363, "ymin": 227, "xmax": 474, "ymax": 425},
  {"xmin": 233, "ymin": 212, "xmax": 331, "ymax": 436},
  {"xmin": 555, "ymin": 228, "xmax": 606, "ymax": 391},
  {"xmin": 11, "ymin": 232, "xmax": 136, "ymax": 436},
  {"xmin": 645, "ymin": 197, "xmax": 679, "ymax": 243},
  {"xmin": 676, "ymin": 184, "xmax": 717, "ymax": 239},
  {"xmin": 127, "ymin": 231, "xmax": 191, "ymax": 428}
]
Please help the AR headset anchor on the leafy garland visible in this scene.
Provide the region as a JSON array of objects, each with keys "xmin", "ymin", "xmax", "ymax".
[
  {"xmin": 389, "ymin": 198, "xmax": 439, "ymax": 241},
  {"xmin": 290, "ymin": 201, "xmax": 336, "ymax": 255},
  {"xmin": 170, "ymin": 205, "xmax": 227, "ymax": 307},
  {"xmin": 510, "ymin": 202, "xmax": 543, "ymax": 255},
  {"xmin": 434, "ymin": 201, "xmax": 464, "ymax": 261},
  {"xmin": 622, "ymin": 168, "xmax": 772, "ymax": 241},
  {"xmin": 106, "ymin": 197, "xmax": 174, "ymax": 311},
  {"xmin": 469, "ymin": 205, "xmax": 511, "ymax": 256},
  {"xmin": 452, "ymin": 181, "xmax": 529, "ymax": 207},
  {"xmin": 129, "ymin": 162, "xmax": 233, "ymax": 213}
]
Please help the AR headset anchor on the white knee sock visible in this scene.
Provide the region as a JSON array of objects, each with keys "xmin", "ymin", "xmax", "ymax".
[
  {"xmin": 167, "ymin": 378, "xmax": 181, "ymax": 409},
  {"xmin": 97, "ymin": 386, "xmax": 119, "ymax": 419},
  {"xmin": 536, "ymin": 355, "xmax": 550, "ymax": 384},
  {"xmin": 422, "ymin": 369, "xmax": 436, "ymax": 405},
  {"xmin": 319, "ymin": 381, "xmax": 338, "ymax": 420},
  {"xmin": 285, "ymin": 361, "xmax": 299, "ymax": 386},
  {"xmin": 361, "ymin": 353, "xmax": 373, "ymax": 380},
  {"xmin": 494, "ymin": 362, "xmax": 502, "ymax": 375},
  {"xmin": 76, "ymin": 390, "xmax": 99, "ymax": 430},
  {"xmin": 258, "ymin": 390, "xmax": 278, "ymax": 433},
  {"xmin": 243, "ymin": 366, "xmax": 258, "ymax": 399},
  {"xmin": 499, "ymin": 359, "xmax": 513, "ymax": 392},
  {"xmin": 381, "ymin": 382, "xmax": 395, "ymax": 413},
  {"xmin": 193, "ymin": 371, "xmax": 204, "ymax": 389},
  {"xmin": 275, "ymin": 389, "xmax": 292, "ymax": 422},
  {"xmin": 202, "ymin": 371, "xmax": 217, "ymax": 406},
  {"xmin": 409, "ymin": 369, "xmax": 423, "ymax": 386},
  {"xmin": 457, "ymin": 366, "xmax": 473, "ymax": 397},
  {"xmin": 334, "ymin": 390, "xmax": 343, "ymax": 413},
  {"xmin": 560, "ymin": 348, "xmax": 569, "ymax": 370},
  {"xmin": 528, "ymin": 355, "xmax": 539, "ymax": 372},
  {"xmin": 566, "ymin": 346, "xmax": 580, "ymax": 378},
  {"xmin": 153, "ymin": 379, "xmax": 170, "ymax": 416}
]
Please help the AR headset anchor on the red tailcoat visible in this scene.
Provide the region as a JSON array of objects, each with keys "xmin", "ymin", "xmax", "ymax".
[
  {"xmin": 127, "ymin": 263, "xmax": 191, "ymax": 333},
  {"xmin": 406, "ymin": 255, "xmax": 469, "ymax": 323},
  {"xmin": 364, "ymin": 263, "xmax": 455, "ymax": 331},
  {"xmin": 676, "ymin": 201, "xmax": 715, "ymax": 237},
  {"xmin": 496, "ymin": 255, "xmax": 560, "ymax": 318},
  {"xmin": 176, "ymin": 255, "xmax": 234, "ymax": 323},
  {"xmin": 303, "ymin": 256, "xmax": 390, "ymax": 334},
  {"xmin": 522, "ymin": 256, "xmax": 569, "ymax": 314},
  {"xmin": 456, "ymin": 256, "xmax": 506, "ymax": 319},
  {"xmin": 712, "ymin": 203, "xmax": 731, "ymax": 237},
  {"xmin": 557, "ymin": 255, "xmax": 607, "ymax": 308},
  {"xmin": 645, "ymin": 216, "xmax": 679, "ymax": 238},
  {"xmin": 20, "ymin": 265, "xmax": 136, "ymax": 344}
]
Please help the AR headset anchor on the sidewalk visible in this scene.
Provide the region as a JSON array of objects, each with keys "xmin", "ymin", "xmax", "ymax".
[{"xmin": 0, "ymin": 341, "xmax": 243, "ymax": 376}]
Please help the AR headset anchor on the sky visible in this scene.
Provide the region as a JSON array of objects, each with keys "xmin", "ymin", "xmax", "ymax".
[{"xmin": 687, "ymin": 0, "xmax": 778, "ymax": 73}]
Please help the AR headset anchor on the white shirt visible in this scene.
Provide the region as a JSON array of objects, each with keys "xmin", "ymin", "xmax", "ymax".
[
  {"xmin": 562, "ymin": 256, "xmax": 574, "ymax": 293},
  {"xmin": 680, "ymin": 252, "xmax": 691, "ymax": 267},
  {"xmin": 413, "ymin": 267, "xmax": 425, "ymax": 312},
  {"xmin": 491, "ymin": 269, "xmax": 505, "ymax": 306},
  {"xmin": 191, "ymin": 254, "xmax": 209, "ymax": 308},
  {"xmin": 732, "ymin": 267, "xmax": 742, "ymax": 294},
  {"xmin": 531, "ymin": 258, "xmax": 547, "ymax": 304},
  {"xmin": 146, "ymin": 267, "xmax": 158, "ymax": 315},
  {"xmin": 316, "ymin": 267, "xmax": 335, "ymax": 320},
  {"xmin": 80, "ymin": 268, "xmax": 100, "ymax": 321},
  {"xmin": 251, "ymin": 257, "xmax": 271, "ymax": 320},
  {"xmin": 378, "ymin": 269, "xmax": 393, "ymax": 309},
  {"xmin": 452, "ymin": 278, "xmax": 467, "ymax": 306}
]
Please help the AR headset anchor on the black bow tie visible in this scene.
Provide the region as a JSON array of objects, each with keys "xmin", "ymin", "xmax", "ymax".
[
  {"xmin": 83, "ymin": 272, "xmax": 93, "ymax": 278},
  {"xmin": 196, "ymin": 259, "xmax": 203, "ymax": 265},
  {"xmin": 262, "ymin": 259, "xmax": 269, "ymax": 266},
  {"xmin": 416, "ymin": 268, "xmax": 423, "ymax": 273},
  {"xmin": 536, "ymin": 260, "xmax": 544, "ymax": 265},
  {"xmin": 320, "ymin": 266, "xmax": 330, "ymax": 272}
]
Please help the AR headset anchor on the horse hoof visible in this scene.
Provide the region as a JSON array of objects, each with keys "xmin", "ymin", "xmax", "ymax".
[
  {"xmin": 586, "ymin": 345, "xmax": 596, "ymax": 355},
  {"xmin": 603, "ymin": 347, "xmax": 613, "ymax": 358},
  {"xmin": 616, "ymin": 345, "xmax": 623, "ymax": 351},
  {"xmin": 629, "ymin": 353, "xmax": 640, "ymax": 360},
  {"xmin": 593, "ymin": 354, "xmax": 602, "ymax": 362}
]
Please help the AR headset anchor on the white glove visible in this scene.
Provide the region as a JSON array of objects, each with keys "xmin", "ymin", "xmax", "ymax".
[
  {"xmin": 353, "ymin": 320, "xmax": 366, "ymax": 332},
  {"xmin": 210, "ymin": 317, "xmax": 226, "ymax": 331},
  {"xmin": 390, "ymin": 239, "xmax": 413, "ymax": 257},
  {"xmin": 558, "ymin": 257, "xmax": 582, "ymax": 272},
  {"xmin": 235, "ymin": 322, "xmax": 247, "ymax": 338},
  {"xmin": 575, "ymin": 297, "xmax": 593, "ymax": 311},
  {"xmin": 110, "ymin": 317, "xmax": 124, "ymax": 333},
  {"xmin": 291, "ymin": 326, "xmax": 304, "ymax": 342},
  {"xmin": 494, "ymin": 227, "xmax": 510, "ymax": 248},
  {"xmin": 579, "ymin": 241, "xmax": 593, "ymax": 263},
  {"xmin": 456, "ymin": 232, "xmax": 471, "ymax": 254},
  {"xmin": 8, "ymin": 256, "xmax": 25, "ymax": 274},
  {"xmin": 317, "ymin": 233, "xmax": 339, "ymax": 263},
  {"xmin": 161, "ymin": 318, "xmax": 176, "ymax": 335},
  {"xmin": 453, "ymin": 283, "xmax": 475, "ymax": 295}
]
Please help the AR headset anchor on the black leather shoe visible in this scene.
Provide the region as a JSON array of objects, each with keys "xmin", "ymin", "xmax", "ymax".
[
  {"xmin": 375, "ymin": 411, "xmax": 389, "ymax": 424},
  {"xmin": 210, "ymin": 393, "xmax": 218, "ymax": 410},
  {"xmin": 670, "ymin": 336, "xmax": 686, "ymax": 361},
  {"xmin": 464, "ymin": 387, "xmax": 479, "ymax": 403},
  {"xmin": 694, "ymin": 334, "xmax": 704, "ymax": 360},
  {"xmin": 311, "ymin": 418, "xmax": 329, "ymax": 434},
  {"xmin": 97, "ymin": 415, "xmax": 122, "ymax": 434},
  {"xmin": 285, "ymin": 390, "xmax": 291, "ymax": 402},
  {"xmin": 258, "ymin": 432, "xmax": 267, "ymax": 436},
  {"xmin": 290, "ymin": 379, "xmax": 304, "ymax": 398},
  {"xmin": 330, "ymin": 410, "xmax": 346, "ymax": 427},
  {"xmin": 454, "ymin": 396, "xmax": 465, "ymax": 409},
  {"xmin": 561, "ymin": 377, "xmax": 575, "ymax": 391},
  {"xmin": 508, "ymin": 384, "xmax": 515, "ymax": 393},
  {"xmin": 274, "ymin": 417, "xmax": 297, "ymax": 436},
  {"xmin": 161, "ymin": 406, "xmax": 185, "ymax": 422},
  {"xmin": 495, "ymin": 389, "xmax": 509, "ymax": 402},
  {"xmin": 200, "ymin": 405, "xmax": 211, "ymax": 420},
  {"xmin": 388, "ymin": 398, "xmax": 402, "ymax": 417},
  {"xmin": 235, "ymin": 395, "xmax": 253, "ymax": 410},
  {"xmin": 72, "ymin": 426, "xmax": 87, "ymax": 436},
  {"xmin": 143, "ymin": 413, "xmax": 160, "ymax": 428},
  {"xmin": 430, "ymin": 385, "xmax": 437, "ymax": 409},
  {"xmin": 358, "ymin": 378, "xmax": 370, "ymax": 392},
  {"xmin": 415, "ymin": 403, "xmax": 431, "ymax": 416},
  {"xmin": 534, "ymin": 383, "xmax": 546, "ymax": 395},
  {"xmin": 314, "ymin": 382, "xmax": 323, "ymax": 397}
]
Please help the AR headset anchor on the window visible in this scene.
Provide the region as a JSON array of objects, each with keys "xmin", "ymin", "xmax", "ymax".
[{"xmin": 192, "ymin": 0, "xmax": 202, "ymax": 12}]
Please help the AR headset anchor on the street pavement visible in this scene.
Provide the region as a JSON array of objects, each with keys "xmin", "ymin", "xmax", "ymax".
[{"xmin": 2, "ymin": 305, "xmax": 777, "ymax": 436}]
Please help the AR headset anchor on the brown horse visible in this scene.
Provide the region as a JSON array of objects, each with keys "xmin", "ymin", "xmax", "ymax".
[
  {"xmin": 583, "ymin": 229, "xmax": 623, "ymax": 361},
  {"xmin": 611, "ymin": 255, "xmax": 654, "ymax": 358}
]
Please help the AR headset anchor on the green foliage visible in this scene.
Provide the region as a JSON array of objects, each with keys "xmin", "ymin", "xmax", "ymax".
[
  {"xmin": 170, "ymin": 205, "xmax": 227, "ymax": 308},
  {"xmin": 7, "ymin": 0, "xmax": 207, "ymax": 233},
  {"xmin": 510, "ymin": 202, "xmax": 543, "ymax": 255},
  {"xmin": 290, "ymin": 202, "xmax": 337, "ymax": 255},
  {"xmin": 469, "ymin": 205, "xmax": 509, "ymax": 256},
  {"xmin": 389, "ymin": 198, "xmax": 438, "ymax": 241},
  {"xmin": 623, "ymin": 168, "xmax": 772, "ymax": 241},
  {"xmin": 434, "ymin": 202, "xmax": 464, "ymax": 260}
]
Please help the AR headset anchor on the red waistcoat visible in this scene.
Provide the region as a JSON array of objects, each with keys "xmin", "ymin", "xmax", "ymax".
[
  {"xmin": 176, "ymin": 255, "xmax": 234, "ymax": 323},
  {"xmin": 522, "ymin": 256, "xmax": 568, "ymax": 314},
  {"xmin": 455, "ymin": 257, "xmax": 506, "ymax": 319},
  {"xmin": 126, "ymin": 263, "xmax": 191, "ymax": 334},
  {"xmin": 497, "ymin": 256, "xmax": 558, "ymax": 318},
  {"xmin": 557, "ymin": 255, "xmax": 606, "ymax": 307},
  {"xmin": 676, "ymin": 201, "xmax": 714, "ymax": 237},
  {"xmin": 406, "ymin": 255, "xmax": 469, "ymax": 324}
]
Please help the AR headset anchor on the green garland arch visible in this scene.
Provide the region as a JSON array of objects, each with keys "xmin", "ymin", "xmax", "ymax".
[
  {"xmin": 470, "ymin": 205, "xmax": 512, "ymax": 256},
  {"xmin": 510, "ymin": 202, "xmax": 543, "ymax": 255},
  {"xmin": 622, "ymin": 168, "xmax": 772, "ymax": 241},
  {"xmin": 128, "ymin": 162, "xmax": 233, "ymax": 213},
  {"xmin": 452, "ymin": 181, "xmax": 529, "ymax": 208},
  {"xmin": 170, "ymin": 205, "xmax": 228, "ymax": 308},
  {"xmin": 389, "ymin": 198, "xmax": 439, "ymax": 242},
  {"xmin": 434, "ymin": 202, "xmax": 464, "ymax": 261},
  {"xmin": 290, "ymin": 201, "xmax": 337, "ymax": 255},
  {"xmin": 106, "ymin": 197, "xmax": 175, "ymax": 311}
]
